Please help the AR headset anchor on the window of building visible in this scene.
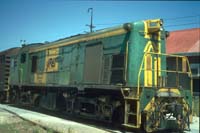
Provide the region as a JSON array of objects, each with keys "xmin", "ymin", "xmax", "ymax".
[{"xmin": 191, "ymin": 68, "xmax": 198, "ymax": 75}]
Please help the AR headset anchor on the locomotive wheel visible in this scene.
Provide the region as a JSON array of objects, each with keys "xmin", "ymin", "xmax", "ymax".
[
  {"xmin": 0, "ymin": 93, "xmax": 3, "ymax": 103},
  {"xmin": 10, "ymin": 89, "xmax": 20, "ymax": 104},
  {"xmin": 33, "ymin": 96, "xmax": 40, "ymax": 107},
  {"xmin": 56, "ymin": 93, "xmax": 66, "ymax": 111},
  {"xmin": 112, "ymin": 106, "xmax": 124, "ymax": 127}
]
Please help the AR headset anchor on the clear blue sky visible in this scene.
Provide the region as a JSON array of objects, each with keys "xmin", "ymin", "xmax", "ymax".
[{"xmin": 0, "ymin": 0, "xmax": 200, "ymax": 51}]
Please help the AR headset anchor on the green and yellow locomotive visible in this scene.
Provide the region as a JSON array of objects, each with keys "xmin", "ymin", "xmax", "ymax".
[
  {"xmin": 8, "ymin": 19, "xmax": 193, "ymax": 132},
  {"xmin": 0, "ymin": 47, "xmax": 19, "ymax": 102}
]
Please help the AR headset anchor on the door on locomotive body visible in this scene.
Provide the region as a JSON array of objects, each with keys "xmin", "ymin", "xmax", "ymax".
[
  {"xmin": 18, "ymin": 49, "xmax": 29, "ymax": 85},
  {"xmin": 9, "ymin": 54, "xmax": 20, "ymax": 86},
  {"xmin": 83, "ymin": 43, "xmax": 103, "ymax": 84}
]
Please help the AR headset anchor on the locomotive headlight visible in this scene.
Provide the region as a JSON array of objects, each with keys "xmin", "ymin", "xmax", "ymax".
[
  {"xmin": 149, "ymin": 22, "xmax": 158, "ymax": 27},
  {"xmin": 147, "ymin": 19, "xmax": 161, "ymax": 33}
]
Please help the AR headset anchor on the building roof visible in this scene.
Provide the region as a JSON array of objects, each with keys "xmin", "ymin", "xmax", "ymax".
[
  {"xmin": 166, "ymin": 28, "xmax": 200, "ymax": 54},
  {"xmin": 0, "ymin": 47, "xmax": 20, "ymax": 56}
]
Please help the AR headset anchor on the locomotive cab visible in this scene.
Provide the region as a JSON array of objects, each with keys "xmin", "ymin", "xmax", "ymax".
[
  {"xmin": 139, "ymin": 54, "xmax": 193, "ymax": 132},
  {"xmin": 121, "ymin": 19, "xmax": 193, "ymax": 132}
]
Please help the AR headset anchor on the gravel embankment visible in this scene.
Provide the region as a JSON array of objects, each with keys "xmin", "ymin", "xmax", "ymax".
[
  {"xmin": 0, "ymin": 104, "xmax": 199, "ymax": 133},
  {"xmin": 0, "ymin": 108, "xmax": 50, "ymax": 133},
  {"xmin": 0, "ymin": 104, "xmax": 112, "ymax": 133}
]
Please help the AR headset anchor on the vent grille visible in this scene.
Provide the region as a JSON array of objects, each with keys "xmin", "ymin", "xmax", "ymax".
[{"xmin": 102, "ymin": 55, "xmax": 111, "ymax": 84}]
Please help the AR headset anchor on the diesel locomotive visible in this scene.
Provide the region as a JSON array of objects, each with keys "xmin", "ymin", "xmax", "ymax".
[
  {"xmin": 2, "ymin": 19, "xmax": 193, "ymax": 132},
  {"xmin": 0, "ymin": 47, "xmax": 19, "ymax": 102}
]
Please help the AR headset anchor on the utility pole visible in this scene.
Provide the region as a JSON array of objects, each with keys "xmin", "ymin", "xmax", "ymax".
[
  {"xmin": 20, "ymin": 40, "xmax": 26, "ymax": 47},
  {"xmin": 86, "ymin": 8, "xmax": 95, "ymax": 32}
]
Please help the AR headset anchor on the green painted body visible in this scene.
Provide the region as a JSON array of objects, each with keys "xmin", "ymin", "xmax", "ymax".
[
  {"xmin": 10, "ymin": 19, "xmax": 192, "ymax": 110},
  {"xmin": 10, "ymin": 44, "xmax": 42, "ymax": 86},
  {"xmin": 9, "ymin": 19, "xmax": 193, "ymax": 131},
  {"xmin": 10, "ymin": 22, "xmax": 148, "ymax": 87},
  {"xmin": 127, "ymin": 21, "xmax": 145, "ymax": 86}
]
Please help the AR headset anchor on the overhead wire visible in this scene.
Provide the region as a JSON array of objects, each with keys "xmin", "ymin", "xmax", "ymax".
[
  {"xmin": 165, "ymin": 22, "xmax": 199, "ymax": 27},
  {"xmin": 163, "ymin": 15, "xmax": 200, "ymax": 28},
  {"xmin": 163, "ymin": 14, "xmax": 200, "ymax": 21},
  {"xmin": 92, "ymin": 15, "xmax": 200, "ymax": 28}
]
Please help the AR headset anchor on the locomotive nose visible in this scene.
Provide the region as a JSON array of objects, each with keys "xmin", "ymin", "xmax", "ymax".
[
  {"xmin": 146, "ymin": 19, "xmax": 162, "ymax": 33},
  {"xmin": 156, "ymin": 88, "xmax": 181, "ymax": 97}
]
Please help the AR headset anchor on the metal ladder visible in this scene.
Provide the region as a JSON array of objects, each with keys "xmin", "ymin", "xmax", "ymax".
[{"xmin": 121, "ymin": 88, "xmax": 141, "ymax": 128}]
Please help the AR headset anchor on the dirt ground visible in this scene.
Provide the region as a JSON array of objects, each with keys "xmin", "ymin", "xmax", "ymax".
[
  {"xmin": 0, "ymin": 105, "xmax": 111, "ymax": 133},
  {"xmin": 0, "ymin": 108, "xmax": 52, "ymax": 133},
  {"xmin": 193, "ymin": 96, "xmax": 199, "ymax": 116},
  {"xmin": 0, "ymin": 104, "xmax": 199, "ymax": 133},
  {"xmin": 186, "ymin": 116, "xmax": 199, "ymax": 133}
]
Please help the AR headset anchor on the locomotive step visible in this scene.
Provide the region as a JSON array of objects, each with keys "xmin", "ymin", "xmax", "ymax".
[
  {"xmin": 124, "ymin": 97, "xmax": 139, "ymax": 100},
  {"xmin": 127, "ymin": 112, "xmax": 137, "ymax": 115},
  {"xmin": 122, "ymin": 123, "xmax": 140, "ymax": 128}
]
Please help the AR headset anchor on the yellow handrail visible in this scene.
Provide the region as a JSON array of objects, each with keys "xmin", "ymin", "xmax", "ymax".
[
  {"xmin": 137, "ymin": 52, "xmax": 192, "ymax": 97},
  {"xmin": 146, "ymin": 52, "xmax": 188, "ymax": 58},
  {"xmin": 141, "ymin": 69, "xmax": 191, "ymax": 74},
  {"xmin": 146, "ymin": 52, "xmax": 192, "ymax": 74},
  {"xmin": 137, "ymin": 53, "xmax": 146, "ymax": 97}
]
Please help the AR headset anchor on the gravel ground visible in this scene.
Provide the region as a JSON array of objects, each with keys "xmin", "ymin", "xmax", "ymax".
[
  {"xmin": 0, "ymin": 108, "xmax": 50, "ymax": 133},
  {"xmin": 0, "ymin": 104, "xmax": 113, "ymax": 133},
  {"xmin": 186, "ymin": 116, "xmax": 199, "ymax": 133},
  {"xmin": 0, "ymin": 104, "xmax": 199, "ymax": 133}
]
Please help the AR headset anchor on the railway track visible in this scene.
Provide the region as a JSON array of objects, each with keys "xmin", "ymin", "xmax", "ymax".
[
  {"xmin": 0, "ymin": 104, "xmax": 123, "ymax": 133},
  {"xmin": 1, "ymin": 104, "xmax": 198, "ymax": 133},
  {"xmin": 0, "ymin": 106, "xmax": 59, "ymax": 133},
  {"xmin": 11, "ymin": 104, "xmax": 125, "ymax": 133}
]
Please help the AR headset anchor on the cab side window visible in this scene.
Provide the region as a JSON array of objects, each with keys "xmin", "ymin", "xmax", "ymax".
[
  {"xmin": 31, "ymin": 56, "xmax": 37, "ymax": 73},
  {"xmin": 20, "ymin": 53, "xmax": 26, "ymax": 63}
]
